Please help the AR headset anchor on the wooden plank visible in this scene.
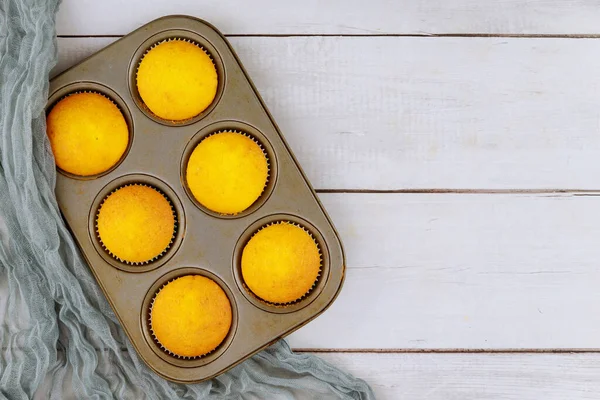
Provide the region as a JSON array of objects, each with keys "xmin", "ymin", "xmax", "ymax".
[
  {"xmin": 317, "ymin": 352, "xmax": 600, "ymax": 399},
  {"xmin": 55, "ymin": 36, "xmax": 600, "ymax": 190},
  {"xmin": 5, "ymin": 193, "xmax": 600, "ymax": 349},
  {"xmin": 33, "ymin": 351, "xmax": 600, "ymax": 399},
  {"xmin": 290, "ymin": 192, "xmax": 600, "ymax": 349},
  {"xmin": 55, "ymin": 0, "xmax": 600, "ymax": 36}
]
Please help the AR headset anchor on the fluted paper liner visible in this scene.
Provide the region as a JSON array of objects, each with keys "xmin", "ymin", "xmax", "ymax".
[
  {"xmin": 187, "ymin": 130, "xmax": 271, "ymax": 216},
  {"xmin": 47, "ymin": 90, "xmax": 131, "ymax": 178},
  {"xmin": 135, "ymin": 38, "xmax": 218, "ymax": 123},
  {"xmin": 49, "ymin": 90, "xmax": 122, "ymax": 113},
  {"xmin": 95, "ymin": 183, "xmax": 178, "ymax": 265},
  {"xmin": 241, "ymin": 221, "xmax": 323, "ymax": 306},
  {"xmin": 148, "ymin": 276, "xmax": 230, "ymax": 360}
]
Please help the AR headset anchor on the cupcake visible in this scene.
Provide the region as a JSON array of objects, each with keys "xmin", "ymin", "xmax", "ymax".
[
  {"xmin": 150, "ymin": 275, "xmax": 232, "ymax": 358},
  {"xmin": 136, "ymin": 39, "xmax": 218, "ymax": 121},
  {"xmin": 46, "ymin": 92, "xmax": 129, "ymax": 176},
  {"xmin": 241, "ymin": 222, "xmax": 321, "ymax": 304},
  {"xmin": 186, "ymin": 131, "xmax": 269, "ymax": 215},
  {"xmin": 96, "ymin": 184, "xmax": 175, "ymax": 264}
]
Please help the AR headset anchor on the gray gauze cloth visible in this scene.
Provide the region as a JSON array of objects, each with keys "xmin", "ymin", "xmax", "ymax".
[{"xmin": 0, "ymin": 1, "xmax": 376, "ymax": 399}]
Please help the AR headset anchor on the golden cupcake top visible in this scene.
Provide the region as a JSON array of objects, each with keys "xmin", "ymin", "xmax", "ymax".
[
  {"xmin": 96, "ymin": 184, "xmax": 175, "ymax": 264},
  {"xmin": 186, "ymin": 131, "xmax": 269, "ymax": 215},
  {"xmin": 136, "ymin": 39, "xmax": 218, "ymax": 121},
  {"xmin": 150, "ymin": 275, "xmax": 232, "ymax": 358},
  {"xmin": 46, "ymin": 92, "xmax": 129, "ymax": 176},
  {"xmin": 241, "ymin": 222, "xmax": 321, "ymax": 304}
]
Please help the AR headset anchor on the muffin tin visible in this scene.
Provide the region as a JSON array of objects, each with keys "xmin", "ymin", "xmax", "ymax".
[{"xmin": 49, "ymin": 15, "xmax": 345, "ymax": 382}]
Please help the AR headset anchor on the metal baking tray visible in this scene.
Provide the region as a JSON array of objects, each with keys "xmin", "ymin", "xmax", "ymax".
[{"xmin": 48, "ymin": 15, "xmax": 345, "ymax": 383}]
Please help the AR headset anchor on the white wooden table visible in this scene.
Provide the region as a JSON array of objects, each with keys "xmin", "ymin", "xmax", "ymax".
[{"xmin": 52, "ymin": 1, "xmax": 600, "ymax": 398}]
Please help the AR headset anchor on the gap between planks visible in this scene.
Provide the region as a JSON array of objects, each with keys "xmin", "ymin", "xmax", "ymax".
[
  {"xmin": 315, "ymin": 189, "xmax": 600, "ymax": 195},
  {"xmin": 56, "ymin": 34, "xmax": 600, "ymax": 39},
  {"xmin": 295, "ymin": 348, "xmax": 600, "ymax": 354},
  {"xmin": 14, "ymin": 348, "xmax": 600, "ymax": 354}
]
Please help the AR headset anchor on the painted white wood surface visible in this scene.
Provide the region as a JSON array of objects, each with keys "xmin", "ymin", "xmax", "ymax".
[
  {"xmin": 55, "ymin": 36, "xmax": 600, "ymax": 190},
  {"xmin": 317, "ymin": 352, "xmax": 600, "ymax": 399},
  {"xmin": 56, "ymin": 0, "xmax": 600, "ymax": 36},
  {"xmin": 291, "ymin": 192, "xmax": 600, "ymax": 349}
]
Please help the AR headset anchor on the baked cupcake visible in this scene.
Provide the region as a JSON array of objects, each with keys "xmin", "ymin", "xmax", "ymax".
[
  {"xmin": 186, "ymin": 131, "xmax": 269, "ymax": 215},
  {"xmin": 150, "ymin": 275, "xmax": 232, "ymax": 358},
  {"xmin": 96, "ymin": 184, "xmax": 175, "ymax": 264},
  {"xmin": 241, "ymin": 222, "xmax": 321, "ymax": 304},
  {"xmin": 136, "ymin": 39, "xmax": 218, "ymax": 121},
  {"xmin": 46, "ymin": 92, "xmax": 129, "ymax": 176}
]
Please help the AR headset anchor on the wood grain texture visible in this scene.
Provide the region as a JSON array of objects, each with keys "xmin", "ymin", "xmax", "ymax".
[
  {"xmin": 55, "ymin": 0, "xmax": 600, "ymax": 36},
  {"xmin": 318, "ymin": 352, "xmax": 600, "ymax": 399},
  {"xmin": 288, "ymin": 192, "xmax": 600, "ymax": 349},
  {"xmin": 55, "ymin": 36, "xmax": 600, "ymax": 190}
]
